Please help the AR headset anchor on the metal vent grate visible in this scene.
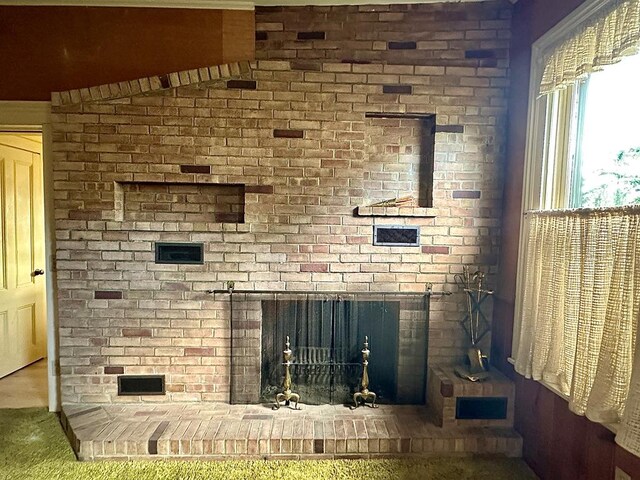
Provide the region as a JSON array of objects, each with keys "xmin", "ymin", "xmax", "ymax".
[
  {"xmin": 155, "ymin": 243, "xmax": 204, "ymax": 264},
  {"xmin": 455, "ymin": 396, "xmax": 508, "ymax": 420},
  {"xmin": 118, "ymin": 375, "xmax": 165, "ymax": 396},
  {"xmin": 373, "ymin": 225, "xmax": 420, "ymax": 246}
]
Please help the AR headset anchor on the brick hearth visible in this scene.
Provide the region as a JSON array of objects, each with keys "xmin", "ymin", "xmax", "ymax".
[{"xmin": 61, "ymin": 403, "xmax": 522, "ymax": 461}]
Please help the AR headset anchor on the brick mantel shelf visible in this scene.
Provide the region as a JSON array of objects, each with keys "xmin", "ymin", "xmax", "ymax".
[{"xmin": 355, "ymin": 206, "xmax": 437, "ymax": 218}]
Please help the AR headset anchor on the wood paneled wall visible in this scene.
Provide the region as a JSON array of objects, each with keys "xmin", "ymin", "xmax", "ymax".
[
  {"xmin": 494, "ymin": 0, "xmax": 640, "ymax": 477},
  {"xmin": 515, "ymin": 375, "xmax": 616, "ymax": 479},
  {"xmin": 0, "ymin": 7, "xmax": 254, "ymax": 101}
]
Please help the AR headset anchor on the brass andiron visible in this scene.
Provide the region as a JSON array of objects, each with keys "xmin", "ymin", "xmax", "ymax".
[
  {"xmin": 351, "ymin": 336, "xmax": 378, "ymax": 410},
  {"xmin": 273, "ymin": 336, "xmax": 300, "ymax": 410}
]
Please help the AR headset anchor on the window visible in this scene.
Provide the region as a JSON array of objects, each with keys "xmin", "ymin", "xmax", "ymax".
[
  {"xmin": 570, "ymin": 54, "xmax": 640, "ymax": 208},
  {"xmin": 539, "ymin": 53, "xmax": 640, "ymax": 210},
  {"xmin": 513, "ymin": 0, "xmax": 640, "ymax": 456}
]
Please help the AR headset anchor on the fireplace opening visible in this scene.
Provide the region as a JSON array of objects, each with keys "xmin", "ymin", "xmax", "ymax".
[{"xmin": 260, "ymin": 297, "xmax": 427, "ymax": 405}]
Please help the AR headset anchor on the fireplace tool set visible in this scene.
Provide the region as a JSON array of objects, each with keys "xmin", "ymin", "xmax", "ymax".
[
  {"xmin": 454, "ymin": 267, "xmax": 494, "ymax": 382},
  {"xmin": 273, "ymin": 336, "xmax": 377, "ymax": 410}
]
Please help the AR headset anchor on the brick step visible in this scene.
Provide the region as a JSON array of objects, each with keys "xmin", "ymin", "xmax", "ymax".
[
  {"xmin": 427, "ymin": 365, "xmax": 516, "ymax": 428},
  {"xmin": 61, "ymin": 404, "xmax": 522, "ymax": 461}
]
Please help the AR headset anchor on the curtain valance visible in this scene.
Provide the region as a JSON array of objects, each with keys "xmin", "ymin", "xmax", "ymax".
[{"xmin": 540, "ymin": 0, "xmax": 640, "ymax": 95}]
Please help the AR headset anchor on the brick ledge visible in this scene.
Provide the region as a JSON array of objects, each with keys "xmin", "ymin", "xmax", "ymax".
[
  {"xmin": 355, "ymin": 206, "xmax": 437, "ymax": 218},
  {"xmin": 51, "ymin": 61, "xmax": 254, "ymax": 107}
]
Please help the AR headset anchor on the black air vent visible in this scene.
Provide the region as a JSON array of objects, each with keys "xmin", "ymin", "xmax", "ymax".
[
  {"xmin": 118, "ymin": 375, "xmax": 165, "ymax": 396},
  {"xmin": 455, "ymin": 396, "xmax": 508, "ymax": 420},
  {"xmin": 155, "ymin": 243, "xmax": 204, "ymax": 264},
  {"xmin": 373, "ymin": 226, "xmax": 420, "ymax": 246}
]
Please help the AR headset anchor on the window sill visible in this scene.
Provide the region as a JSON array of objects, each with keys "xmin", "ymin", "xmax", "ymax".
[
  {"xmin": 355, "ymin": 206, "xmax": 437, "ymax": 218},
  {"xmin": 506, "ymin": 357, "xmax": 619, "ymax": 434}
]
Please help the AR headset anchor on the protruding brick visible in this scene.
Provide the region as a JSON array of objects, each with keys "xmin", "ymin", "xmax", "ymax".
[
  {"xmin": 104, "ymin": 367, "xmax": 124, "ymax": 375},
  {"xmin": 465, "ymin": 49, "xmax": 496, "ymax": 59},
  {"xmin": 422, "ymin": 246, "xmax": 450, "ymax": 255},
  {"xmin": 297, "ymin": 31, "xmax": 326, "ymax": 40},
  {"xmin": 273, "ymin": 129, "xmax": 304, "ymax": 138},
  {"xmin": 180, "ymin": 165, "xmax": 211, "ymax": 174},
  {"xmin": 290, "ymin": 61, "xmax": 322, "ymax": 71},
  {"xmin": 341, "ymin": 59, "xmax": 372, "ymax": 65},
  {"xmin": 441, "ymin": 380, "xmax": 454, "ymax": 397},
  {"xmin": 227, "ymin": 80, "xmax": 257, "ymax": 90},
  {"xmin": 301, "ymin": 263, "xmax": 329, "ymax": 273},
  {"xmin": 382, "ymin": 85, "xmax": 412, "ymax": 94},
  {"xmin": 435, "ymin": 124, "xmax": 464, "ymax": 133},
  {"xmin": 185, "ymin": 348, "xmax": 216, "ymax": 356},
  {"xmin": 122, "ymin": 328, "xmax": 152, "ymax": 337},
  {"xmin": 94, "ymin": 291, "xmax": 123, "ymax": 300},
  {"xmin": 388, "ymin": 41, "xmax": 417, "ymax": 50},
  {"xmin": 452, "ymin": 190, "xmax": 481, "ymax": 199}
]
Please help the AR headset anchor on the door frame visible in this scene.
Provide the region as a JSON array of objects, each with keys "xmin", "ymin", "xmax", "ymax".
[{"xmin": 0, "ymin": 100, "xmax": 59, "ymax": 412}]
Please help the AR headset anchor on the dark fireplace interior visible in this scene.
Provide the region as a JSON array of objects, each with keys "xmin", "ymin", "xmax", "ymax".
[{"xmin": 261, "ymin": 297, "xmax": 427, "ymax": 405}]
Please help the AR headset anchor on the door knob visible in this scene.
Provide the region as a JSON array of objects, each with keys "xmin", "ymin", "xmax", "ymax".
[{"xmin": 33, "ymin": 269, "xmax": 44, "ymax": 276}]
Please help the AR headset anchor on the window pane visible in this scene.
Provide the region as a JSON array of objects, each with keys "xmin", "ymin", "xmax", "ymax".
[{"xmin": 571, "ymin": 54, "xmax": 640, "ymax": 208}]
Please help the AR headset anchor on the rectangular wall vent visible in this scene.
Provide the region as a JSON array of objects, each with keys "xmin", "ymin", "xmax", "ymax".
[
  {"xmin": 373, "ymin": 225, "xmax": 420, "ymax": 246},
  {"xmin": 117, "ymin": 375, "xmax": 165, "ymax": 396},
  {"xmin": 155, "ymin": 243, "xmax": 204, "ymax": 264},
  {"xmin": 455, "ymin": 396, "xmax": 508, "ymax": 420}
]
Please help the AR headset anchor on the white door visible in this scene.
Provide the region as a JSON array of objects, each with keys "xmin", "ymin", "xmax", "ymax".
[{"xmin": 0, "ymin": 135, "xmax": 46, "ymax": 378}]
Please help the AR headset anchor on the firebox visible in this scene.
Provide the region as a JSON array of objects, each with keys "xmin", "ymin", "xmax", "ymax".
[{"xmin": 261, "ymin": 299, "xmax": 401, "ymax": 405}]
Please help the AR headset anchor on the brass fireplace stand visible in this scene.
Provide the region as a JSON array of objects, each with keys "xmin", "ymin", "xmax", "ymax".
[
  {"xmin": 273, "ymin": 336, "xmax": 301, "ymax": 410},
  {"xmin": 351, "ymin": 336, "xmax": 378, "ymax": 409}
]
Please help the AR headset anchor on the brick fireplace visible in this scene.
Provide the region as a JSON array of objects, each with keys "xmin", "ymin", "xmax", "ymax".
[{"xmin": 51, "ymin": 1, "xmax": 510, "ymax": 405}]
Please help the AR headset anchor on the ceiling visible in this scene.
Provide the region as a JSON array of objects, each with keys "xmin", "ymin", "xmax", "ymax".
[{"xmin": 0, "ymin": 0, "xmax": 511, "ymax": 10}]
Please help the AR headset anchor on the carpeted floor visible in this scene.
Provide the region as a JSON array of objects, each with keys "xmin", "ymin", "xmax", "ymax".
[{"xmin": 0, "ymin": 408, "xmax": 537, "ymax": 480}]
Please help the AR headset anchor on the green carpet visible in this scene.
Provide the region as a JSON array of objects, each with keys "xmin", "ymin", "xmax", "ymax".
[{"xmin": 0, "ymin": 408, "xmax": 537, "ymax": 480}]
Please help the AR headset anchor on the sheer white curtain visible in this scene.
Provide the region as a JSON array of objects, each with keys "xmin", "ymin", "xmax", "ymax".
[
  {"xmin": 514, "ymin": 208, "xmax": 640, "ymax": 427},
  {"xmin": 540, "ymin": 0, "xmax": 640, "ymax": 95}
]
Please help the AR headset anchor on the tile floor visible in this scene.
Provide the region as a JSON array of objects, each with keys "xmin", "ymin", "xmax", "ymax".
[
  {"xmin": 0, "ymin": 358, "xmax": 48, "ymax": 409},
  {"xmin": 62, "ymin": 403, "xmax": 523, "ymax": 461}
]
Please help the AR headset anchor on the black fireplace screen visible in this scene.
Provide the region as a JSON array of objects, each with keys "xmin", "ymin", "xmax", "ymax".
[{"xmin": 261, "ymin": 297, "xmax": 426, "ymax": 405}]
